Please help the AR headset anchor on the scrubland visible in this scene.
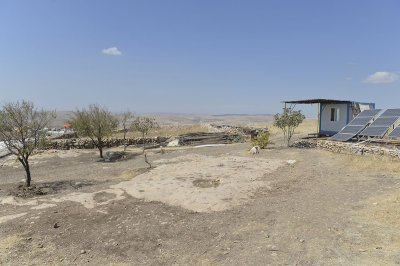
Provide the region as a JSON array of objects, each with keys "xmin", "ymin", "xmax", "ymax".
[{"xmin": 1, "ymin": 118, "xmax": 400, "ymax": 265}]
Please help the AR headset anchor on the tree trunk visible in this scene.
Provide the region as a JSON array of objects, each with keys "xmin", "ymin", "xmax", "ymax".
[
  {"xmin": 144, "ymin": 153, "xmax": 152, "ymax": 168},
  {"xmin": 24, "ymin": 160, "xmax": 31, "ymax": 187},
  {"xmin": 123, "ymin": 128, "xmax": 127, "ymax": 152},
  {"xmin": 98, "ymin": 138, "xmax": 104, "ymax": 158},
  {"xmin": 142, "ymin": 132, "xmax": 145, "ymax": 153},
  {"xmin": 17, "ymin": 157, "xmax": 31, "ymax": 187},
  {"xmin": 283, "ymin": 131, "xmax": 287, "ymax": 147}
]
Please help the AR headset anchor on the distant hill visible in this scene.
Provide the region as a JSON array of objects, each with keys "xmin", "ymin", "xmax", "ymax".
[
  {"xmin": 141, "ymin": 113, "xmax": 274, "ymax": 126},
  {"xmin": 212, "ymin": 114, "xmax": 273, "ymax": 117},
  {"xmin": 48, "ymin": 111, "xmax": 74, "ymax": 128},
  {"xmin": 48, "ymin": 111, "xmax": 274, "ymax": 128}
]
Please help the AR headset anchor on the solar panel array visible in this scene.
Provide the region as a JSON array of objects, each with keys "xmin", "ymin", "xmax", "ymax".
[
  {"xmin": 329, "ymin": 133, "xmax": 358, "ymax": 142},
  {"xmin": 386, "ymin": 110, "xmax": 400, "ymax": 137},
  {"xmin": 357, "ymin": 109, "xmax": 381, "ymax": 117},
  {"xmin": 359, "ymin": 109, "xmax": 400, "ymax": 137},
  {"xmin": 329, "ymin": 109, "xmax": 381, "ymax": 141},
  {"xmin": 380, "ymin": 108, "xmax": 400, "ymax": 117},
  {"xmin": 347, "ymin": 117, "xmax": 374, "ymax": 126},
  {"xmin": 388, "ymin": 126, "xmax": 400, "ymax": 138},
  {"xmin": 360, "ymin": 126, "xmax": 390, "ymax": 137}
]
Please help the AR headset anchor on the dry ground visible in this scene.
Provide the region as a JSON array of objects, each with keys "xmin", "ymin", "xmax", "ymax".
[{"xmin": 1, "ymin": 129, "xmax": 400, "ymax": 265}]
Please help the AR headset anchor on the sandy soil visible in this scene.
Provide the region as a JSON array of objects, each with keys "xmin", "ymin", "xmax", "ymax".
[
  {"xmin": 1, "ymin": 139, "xmax": 400, "ymax": 265},
  {"xmin": 112, "ymin": 154, "xmax": 291, "ymax": 212}
]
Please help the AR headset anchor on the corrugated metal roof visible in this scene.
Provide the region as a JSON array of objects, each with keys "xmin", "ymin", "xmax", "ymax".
[{"xmin": 283, "ymin": 99, "xmax": 353, "ymax": 104}]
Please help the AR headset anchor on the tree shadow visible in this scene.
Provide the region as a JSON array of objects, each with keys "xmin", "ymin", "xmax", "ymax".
[
  {"xmin": 39, "ymin": 179, "xmax": 101, "ymax": 193},
  {"xmin": 8, "ymin": 179, "xmax": 105, "ymax": 198},
  {"xmin": 97, "ymin": 151, "xmax": 143, "ymax": 163}
]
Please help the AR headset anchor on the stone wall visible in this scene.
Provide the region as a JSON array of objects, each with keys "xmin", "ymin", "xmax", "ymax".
[
  {"xmin": 316, "ymin": 140, "xmax": 400, "ymax": 160},
  {"xmin": 43, "ymin": 137, "xmax": 169, "ymax": 150}
]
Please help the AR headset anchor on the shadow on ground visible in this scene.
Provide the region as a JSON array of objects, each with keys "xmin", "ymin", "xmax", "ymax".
[{"xmin": 7, "ymin": 179, "xmax": 102, "ymax": 198}]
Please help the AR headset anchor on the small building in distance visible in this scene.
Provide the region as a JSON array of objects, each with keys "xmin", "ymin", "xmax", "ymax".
[
  {"xmin": 62, "ymin": 124, "xmax": 73, "ymax": 133},
  {"xmin": 283, "ymin": 99, "xmax": 375, "ymax": 135}
]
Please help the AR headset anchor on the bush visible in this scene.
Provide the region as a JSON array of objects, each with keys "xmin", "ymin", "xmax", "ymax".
[
  {"xmin": 251, "ymin": 132, "xmax": 272, "ymax": 149},
  {"xmin": 273, "ymin": 108, "xmax": 305, "ymax": 147},
  {"xmin": 69, "ymin": 104, "xmax": 119, "ymax": 158}
]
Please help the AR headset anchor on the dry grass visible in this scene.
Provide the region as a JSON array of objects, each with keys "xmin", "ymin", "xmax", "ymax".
[
  {"xmin": 354, "ymin": 190, "xmax": 400, "ymax": 264},
  {"xmin": 292, "ymin": 119, "xmax": 319, "ymax": 135},
  {"xmin": 342, "ymin": 153, "xmax": 400, "ymax": 175},
  {"xmin": 251, "ymin": 118, "xmax": 318, "ymax": 137},
  {"xmin": 360, "ymin": 191, "xmax": 400, "ymax": 230},
  {"xmin": 111, "ymin": 119, "xmax": 319, "ymax": 141}
]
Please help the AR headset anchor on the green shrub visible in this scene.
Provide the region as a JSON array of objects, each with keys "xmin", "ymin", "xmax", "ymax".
[
  {"xmin": 273, "ymin": 107, "xmax": 305, "ymax": 147},
  {"xmin": 251, "ymin": 132, "xmax": 272, "ymax": 149}
]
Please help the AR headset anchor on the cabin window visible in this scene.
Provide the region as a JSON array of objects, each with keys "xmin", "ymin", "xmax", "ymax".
[{"xmin": 330, "ymin": 108, "xmax": 339, "ymax": 121}]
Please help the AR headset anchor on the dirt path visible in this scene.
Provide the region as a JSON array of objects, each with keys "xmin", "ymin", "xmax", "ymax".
[{"xmin": 1, "ymin": 144, "xmax": 400, "ymax": 265}]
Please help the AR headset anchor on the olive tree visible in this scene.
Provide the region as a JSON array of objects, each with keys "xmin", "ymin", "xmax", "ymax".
[
  {"xmin": 132, "ymin": 117, "xmax": 159, "ymax": 153},
  {"xmin": 273, "ymin": 107, "xmax": 305, "ymax": 147},
  {"xmin": 120, "ymin": 110, "xmax": 134, "ymax": 151},
  {"xmin": 0, "ymin": 100, "xmax": 55, "ymax": 187},
  {"xmin": 70, "ymin": 104, "xmax": 119, "ymax": 158}
]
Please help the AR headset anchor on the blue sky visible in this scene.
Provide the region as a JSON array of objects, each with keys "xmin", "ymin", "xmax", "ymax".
[{"xmin": 1, "ymin": 0, "xmax": 400, "ymax": 116}]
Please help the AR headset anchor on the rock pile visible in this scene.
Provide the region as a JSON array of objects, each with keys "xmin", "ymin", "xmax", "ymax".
[
  {"xmin": 42, "ymin": 137, "xmax": 169, "ymax": 150},
  {"xmin": 51, "ymin": 132, "xmax": 78, "ymax": 139},
  {"xmin": 104, "ymin": 151, "xmax": 125, "ymax": 162},
  {"xmin": 290, "ymin": 140, "xmax": 317, "ymax": 149},
  {"xmin": 208, "ymin": 124, "xmax": 253, "ymax": 138},
  {"xmin": 176, "ymin": 132, "xmax": 244, "ymax": 146},
  {"xmin": 317, "ymin": 140, "xmax": 400, "ymax": 160},
  {"xmin": 250, "ymin": 128, "xmax": 269, "ymax": 139}
]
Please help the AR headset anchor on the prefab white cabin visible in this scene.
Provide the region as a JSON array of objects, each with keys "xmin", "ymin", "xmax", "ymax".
[{"xmin": 283, "ymin": 99, "xmax": 375, "ymax": 135}]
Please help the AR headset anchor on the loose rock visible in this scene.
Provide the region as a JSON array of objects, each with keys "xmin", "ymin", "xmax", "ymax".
[
  {"xmin": 290, "ymin": 140, "xmax": 317, "ymax": 149},
  {"xmin": 104, "ymin": 151, "xmax": 124, "ymax": 162}
]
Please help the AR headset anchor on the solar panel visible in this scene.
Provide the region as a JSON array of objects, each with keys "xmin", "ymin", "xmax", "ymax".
[
  {"xmin": 357, "ymin": 109, "xmax": 382, "ymax": 117},
  {"xmin": 358, "ymin": 109, "xmax": 400, "ymax": 137},
  {"xmin": 381, "ymin": 108, "xmax": 400, "ymax": 117},
  {"xmin": 360, "ymin": 126, "xmax": 391, "ymax": 137},
  {"xmin": 368, "ymin": 116, "xmax": 399, "ymax": 127},
  {"xmin": 340, "ymin": 125, "xmax": 365, "ymax": 134},
  {"xmin": 329, "ymin": 133, "xmax": 355, "ymax": 141},
  {"xmin": 388, "ymin": 126, "xmax": 400, "ymax": 138},
  {"xmin": 329, "ymin": 108, "xmax": 381, "ymax": 141},
  {"xmin": 348, "ymin": 117, "xmax": 373, "ymax": 126}
]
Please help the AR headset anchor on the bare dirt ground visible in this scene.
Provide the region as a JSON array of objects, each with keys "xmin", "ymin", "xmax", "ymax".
[{"xmin": 1, "ymin": 132, "xmax": 400, "ymax": 265}]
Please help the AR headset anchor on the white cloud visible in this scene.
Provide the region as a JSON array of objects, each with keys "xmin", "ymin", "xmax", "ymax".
[
  {"xmin": 346, "ymin": 61, "xmax": 356, "ymax": 65},
  {"xmin": 364, "ymin": 72, "xmax": 398, "ymax": 84},
  {"xmin": 345, "ymin": 77, "xmax": 351, "ymax": 81},
  {"xmin": 102, "ymin": 47, "xmax": 122, "ymax": 56}
]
